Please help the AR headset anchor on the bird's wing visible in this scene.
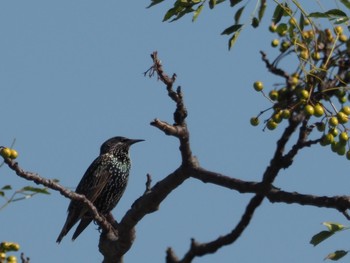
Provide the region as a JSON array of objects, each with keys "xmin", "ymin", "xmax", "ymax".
[
  {"xmin": 75, "ymin": 154, "xmax": 112, "ymax": 203},
  {"xmin": 66, "ymin": 155, "xmax": 112, "ymax": 222},
  {"xmin": 57, "ymin": 155, "xmax": 112, "ymax": 243}
]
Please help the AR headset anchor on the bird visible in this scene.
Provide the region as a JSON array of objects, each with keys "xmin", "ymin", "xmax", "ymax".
[{"xmin": 56, "ymin": 136, "xmax": 143, "ymax": 243}]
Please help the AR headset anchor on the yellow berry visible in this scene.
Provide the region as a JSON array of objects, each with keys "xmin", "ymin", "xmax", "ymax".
[
  {"xmin": 307, "ymin": 30, "xmax": 315, "ymax": 38},
  {"xmin": 253, "ymin": 81, "xmax": 264, "ymax": 92},
  {"xmin": 339, "ymin": 132, "xmax": 349, "ymax": 143},
  {"xmin": 304, "ymin": 105, "xmax": 314, "ymax": 116},
  {"xmin": 272, "ymin": 112, "xmax": 282, "ymax": 123},
  {"xmin": 322, "ymin": 133, "xmax": 334, "ymax": 145},
  {"xmin": 329, "ymin": 127, "xmax": 339, "ymax": 136},
  {"xmin": 281, "ymin": 109, "xmax": 291, "ymax": 119},
  {"xmin": 289, "ymin": 76, "xmax": 299, "ymax": 86},
  {"xmin": 337, "ymin": 145, "xmax": 346, "ymax": 156},
  {"xmin": 269, "ymin": 24, "xmax": 277, "ymax": 33},
  {"xmin": 301, "ymin": 31, "xmax": 310, "ymax": 39},
  {"xmin": 312, "ymin": 52, "xmax": 321, "ymax": 60},
  {"xmin": 339, "ymin": 34, "xmax": 348, "ymax": 42},
  {"xmin": 314, "ymin": 104, "xmax": 324, "ymax": 117},
  {"xmin": 6, "ymin": 255, "xmax": 17, "ymax": 263},
  {"xmin": 0, "ymin": 148, "xmax": 11, "ymax": 158},
  {"xmin": 341, "ymin": 106, "xmax": 350, "ymax": 115},
  {"xmin": 271, "ymin": 39, "xmax": 279, "ymax": 47},
  {"xmin": 300, "ymin": 50, "xmax": 309, "ymax": 60},
  {"xmin": 334, "ymin": 26, "xmax": 343, "ymax": 35},
  {"xmin": 329, "ymin": 116, "xmax": 339, "ymax": 127},
  {"xmin": 266, "ymin": 120, "xmax": 278, "ymax": 130},
  {"xmin": 337, "ymin": 111, "xmax": 348, "ymax": 124},
  {"xmin": 250, "ymin": 117, "xmax": 259, "ymax": 126},
  {"xmin": 325, "ymin": 28, "xmax": 333, "ymax": 36},
  {"xmin": 9, "ymin": 149, "xmax": 18, "ymax": 159},
  {"xmin": 300, "ymin": 89, "xmax": 309, "ymax": 99},
  {"xmin": 289, "ymin": 17, "xmax": 297, "ymax": 26},
  {"xmin": 269, "ymin": 90, "xmax": 279, "ymax": 101}
]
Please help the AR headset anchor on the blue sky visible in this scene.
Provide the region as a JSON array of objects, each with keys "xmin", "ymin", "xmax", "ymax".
[{"xmin": 1, "ymin": 1, "xmax": 350, "ymax": 262}]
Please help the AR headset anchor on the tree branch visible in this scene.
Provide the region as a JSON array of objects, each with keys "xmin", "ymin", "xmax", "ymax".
[
  {"xmin": 191, "ymin": 167, "xmax": 350, "ymax": 212},
  {"xmin": 147, "ymin": 51, "xmax": 194, "ymax": 167},
  {"xmin": 1, "ymin": 156, "xmax": 115, "ymax": 238},
  {"xmin": 166, "ymin": 194, "xmax": 265, "ymax": 263}
]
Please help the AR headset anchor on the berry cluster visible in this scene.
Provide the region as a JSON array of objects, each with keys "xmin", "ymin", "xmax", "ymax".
[
  {"xmin": 0, "ymin": 148, "xmax": 18, "ymax": 160},
  {"xmin": 250, "ymin": 15, "xmax": 350, "ymax": 159},
  {"xmin": 0, "ymin": 242, "xmax": 20, "ymax": 263}
]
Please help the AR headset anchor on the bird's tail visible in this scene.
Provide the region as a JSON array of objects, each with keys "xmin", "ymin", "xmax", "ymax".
[
  {"xmin": 72, "ymin": 218, "xmax": 93, "ymax": 241},
  {"xmin": 56, "ymin": 224, "xmax": 70, "ymax": 244},
  {"xmin": 56, "ymin": 212, "xmax": 80, "ymax": 243}
]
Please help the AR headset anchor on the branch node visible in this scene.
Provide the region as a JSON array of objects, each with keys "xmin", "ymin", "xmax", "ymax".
[{"xmin": 144, "ymin": 174, "xmax": 152, "ymax": 195}]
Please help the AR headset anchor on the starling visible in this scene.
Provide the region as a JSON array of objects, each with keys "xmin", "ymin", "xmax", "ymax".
[{"xmin": 56, "ymin": 136, "xmax": 143, "ymax": 243}]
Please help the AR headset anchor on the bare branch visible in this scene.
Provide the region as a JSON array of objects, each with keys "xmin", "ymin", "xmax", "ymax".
[
  {"xmin": 167, "ymin": 195, "xmax": 264, "ymax": 263},
  {"xmin": 150, "ymin": 119, "xmax": 186, "ymax": 138},
  {"xmin": 20, "ymin": 253, "xmax": 30, "ymax": 263},
  {"xmin": 260, "ymin": 50, "xmax": 290, "ymax": 79},
  {"xmin": 147, "ymin": 51, "xmax": 194, "ymax": 167},
  {"xmin": 1, "ymin": 157, "xmax": 115, "ymax": 237},
  {"xmin": 144, "ymin": 174, "xmax": 152, "ymax": 194}
]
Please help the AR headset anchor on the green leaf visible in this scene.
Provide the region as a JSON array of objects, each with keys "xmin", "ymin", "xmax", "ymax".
[
  {"xmin": 230, "ymin": 0, "xmax": 243, "ymax": 7},
  {"xmin": 170, "ymin": 7, "xmax": 193, "ymax": 22},
  {"xmin": 192, "ymin": 3, "xmax": 204, "ymax": 22},
  {"xmin": 209, "ymin": 0, "xmax": 216, "ymax": 9},
  {"xmin": 228, "ymin": 29, "xmax": 242, "ymax": 50},
  {"xmin": 258, "ymin": 0, "xmax": 266, "ymax": 21},
  {"xmin": 251, "ymin": 17, "xmax": 259, "ymax": 28},
  {"xmin": 147, "ymin": 0, "xmax": 165, "ymax": 8},
  {"xmin": 176, "ymin": 0, "xmax": 201, "ymax": 7},
  {"xmin": 234, "ymin": 6, "xmax": 245, "ymax": 24},
  {"xmin": 324, "ymin": 250, "xmax": 348, "ymax": 261},
  {"xmin": 340, "ymin": 0, "xmax": 350, "ymax": 9},
  {"xmin": 310, "ymin": 231, "xmax": 334, "ymax": 246},
  {"xmin": 308, "ymin": 12, "xmax": 328, "ymax": 18},
  {"xmin": 1, "ymin": 185, "xmax": 12, "ymax": 190},
  {"xmin": 334, "ymin": 17, "xmax": 349, "ymax": 24},
  {"xmin": 276, "ymin": 23, "xmax": 287, "ymax": 35},
  {"xmin": 324, "ymin": 9, "xmax": 347, "ymax": 17},
  {"xmin": 309, "ymin": 9, "xmax": 347, "ymax": 20},
  {"xmin": 323, "ymin": 222, "xmax": 349, "ymax": 232},
  {"xmin": 21, "ymin": 186, "xmax": 50, "ymax": 195},
  {"xmin": 221, "ymin": 24, "xmax": 242, "ymax": 35},
  {"xmin": 272, "ymin": 4, "xmax": 283, "ymax": 24},
  {"xmin": 0, "ymin": 191, "xmax": 4, "ymax": 197},
  {"xmin": 163, "ymin": 7, "xmax": 180, "ymax": 21},
  {"xmin": 281, "ymin": 3, "xmax": 291, "ymax": 16},
  {"xmin": 299, "ymin": 13, "xmax": 305, "ymax": 31}
]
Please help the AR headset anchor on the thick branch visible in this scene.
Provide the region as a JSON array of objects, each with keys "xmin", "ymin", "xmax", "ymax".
[{"xmin": 99, "ymin": 168, "xmax": 191, "ymax": 260}]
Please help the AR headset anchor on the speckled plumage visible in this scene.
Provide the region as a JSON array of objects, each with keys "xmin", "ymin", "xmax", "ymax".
[{"xmin": 56, "ymin": 136, "xmax": 143, "ymax": 243}]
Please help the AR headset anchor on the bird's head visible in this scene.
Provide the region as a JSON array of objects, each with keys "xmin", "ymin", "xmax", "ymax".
[{"xmin": 100, "ymin": 136, "xmax": 144, "ymax": 155}]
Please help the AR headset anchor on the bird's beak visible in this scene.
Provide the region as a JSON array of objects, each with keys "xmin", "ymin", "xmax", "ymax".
[{"xmin": 128, "ymin": 139, "xmax": 145, "ymax": 145}]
